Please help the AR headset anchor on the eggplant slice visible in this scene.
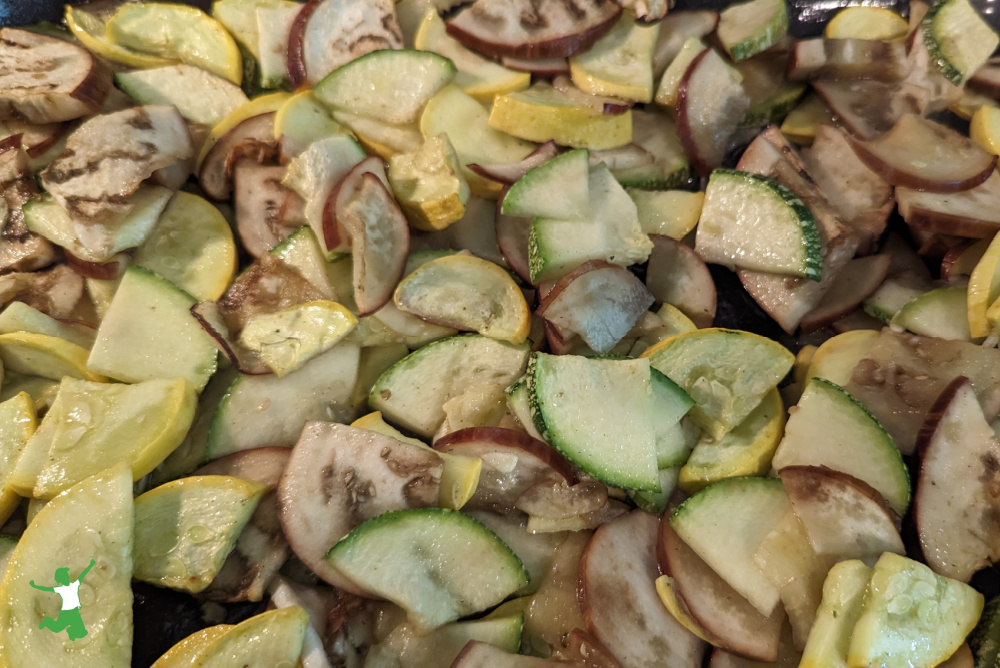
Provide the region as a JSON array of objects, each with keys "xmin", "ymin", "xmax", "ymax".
[
  {"xmin": 40, "ymin": 105, "xmax": 194, "ymax": 222},
  {"xmin": 445, "ymin": 0, "xmax": 622, "ymax": 60},
  {"xmin": 0, "ymin": 28, "xmax": 111, "ymax": 124}
]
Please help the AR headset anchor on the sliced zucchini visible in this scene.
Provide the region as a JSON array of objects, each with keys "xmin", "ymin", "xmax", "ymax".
[
  {"xmin": 654, "ymin": 37, "xmax": 707, "ymax": 109},
  {"xmin": 695, "ymin": 169, "xmax": 823, "ymax": 281},
  {"xmin": 325, "ymin": 508, "xmax": 528, "ymax": 629},
  {"xmin": 612, "ymin": 110, "xmax": 690, "ymax": 190},
  {"xmin": 717, "ymin": 0, "xmax": 789, "ymax": 62},
  {"xmin": 529, "ymin": 163, "xmax": 652, "ymax": 284},
  {"xmin": 629, "ymin": 189, "xmax": 704, "ymax": 239},
  {"xmin": 206, "ymin": 341, "xmax": 360, "ymax": 460},
  {"xmin": 255, "ymin": 3, "xmax": 301, "ymax": 88},
  {"xmin": 212, "ymin": 0, "xmax": 291, "ymax": 59},
  {"xmin": 529, "ymin": 353, "xmax": 659, "ymax": 491},
  {"xmin": 0, "ymin": 332, "xmax": 104, "ymax": 382},
  {"xmin": 891, "ymin": 286, "xmax": 971, "ymax": 341},
  {"xmin": 387, "ymin": 134, "xmax": 470, "ymax": 231},
  {"xmin": 670, "ymin": 476, "xmax": 790, "ymax": 615},
  {"xmin": 114, "ymin": 65, "xmax": 248, "ymax": 128},
  {"xmin": 0, "ymin": 393, "xmax": 35, "ymax": 523},
  {"xmin": 369, "ymin": 335, "xmax": 529, "ymax": 438},
  {"xmin": 923, "ymin": 0, "xmax": 999, "ymax": 85},
  {"xmin": 237, "ymin": 302, "xmax": 358, "ymax": 377},
  {"xmin": 863, "ymin": 272, "xmax": 932, "ymax": 323},
  {"xmin": 421, "ymin": 85, "xmax": 537, "ymax": 198},
  {"xmin": 134, "ymin": 475, "xmax": 265, "ymax": 593},
  {"xmin": 87, "ymin": 266, "xmax": 218, "ymax": 391},
  {"xmin": 315, "ymin": 49, "xmax": 456, "ymax": 126},
  {"xmin": 501, "ymin": 148, "xmax": 591, "ymax": 221},
  {"xmin": 771, "ymin": 378, "xmax": 910, "ymax": 516},
  {"xmin": 133, "ymin": 191, "xmax": 237, "ymax": 302},
  {"xmin": 650, "ymin": 369, "xmax": 696, "ymax": 468}
]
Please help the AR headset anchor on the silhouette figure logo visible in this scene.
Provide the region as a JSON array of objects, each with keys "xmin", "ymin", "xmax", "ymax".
[{"xmin": 30, "ymin": 559, "xmax": 96, "ymax": 641}]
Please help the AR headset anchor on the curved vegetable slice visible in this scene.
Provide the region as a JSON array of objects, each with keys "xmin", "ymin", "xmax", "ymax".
[
  {"xmin": 290, "ymin": 0, "xmax": 403, "ymax": 86},
  {"xmin": 915, "ymin": 377, "xmax": 1000, "ymax": 582},
  {"xmin": 192, "ymin": 607, "xmax": 308, "ymax": 667},
  {"xmin": 695, "ymin": 169, "xmax": 823, "ymax": 281},
  {"xmin": 676, "ymin": 49, "xmax": 751, "ymax": 176},
  {"xmin": 150, "ymin": 625, "xmax": 233, "ymax": 668},
  {"xmin": 134, "ymin": 476, "xmax": 266, "ymax": 593},
  {"xmin": 847, "ymin": 113, "xmax": 997, "ymax": 193},
  {"xmin": 26, "ymin": 377, "xmax": 196, "ymax": 499},
  {"xmin": 580, "ymin": 510, "xmax": 705, "ymax": 666},
  {"xmin": 659, "ymin": 521, "xmax": 783, "ymax": 661},
  {"xmin": 0, "ymin": 28, "xmax": 111, "ymax": 124},
  {"xmin": 444, "ymin": 0, "xmax": 622, "ymax": 60},
  {"xmin": 315, "ymin": 49, "xmax": 455, "ymax": 125},
  {"xmin": 333, "ymin": 171, "xmax": 410, "ymax": 316},
  {"xmin": 568, "ymin": 11, "xmax": 660, "ymax": 103},
  {"xmin": 530, "ymin": 354, "xmax": 659, "ymax": 491},
  {"xmin": 0, "ymin": 464, "xmax": 133, "ymax": 668},
  {"xmin": 106, "ymin": 4, "xmax": 242, "ymax": 84},
  {"xmin": 923, "ymin": 0, "xmax": 999, "ymax": 85},
  {"xmin": 277, "ymin": 422, "xmax": 443, "ymax": 595},
  {"xmin": 537, "ymin": 260, "xmax": 654, "ymax": 354},
  {"xmin": 716, "ymin": 0, "xmax": 788, "ymax": 62},
  {"xmin": 369, "ymin": 334, "xmax": 529, "ymax": 438},
  {"xmin": 325, "ymin": 508, "xmax": 528, "ymax": 629},
  {"xmin": 64, "ymin": 6, "xmax": 173, "ymax": 70},
  {"xmin": 771, "ymin": 377, "xmax": 910, "ymax": 516},
  {"xmin": 394, "ymin": 255, "xmax": 530, "ymax": 344}
]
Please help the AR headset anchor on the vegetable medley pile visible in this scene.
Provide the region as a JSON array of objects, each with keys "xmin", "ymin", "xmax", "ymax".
[{"xmin": 3, "ymin": 0, "xmax": 1000, "ymax": 665}]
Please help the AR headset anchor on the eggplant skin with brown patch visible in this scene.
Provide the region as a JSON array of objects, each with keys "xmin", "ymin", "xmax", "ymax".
[
  {"xmin": 0, "ymin": 28, "xmax": 111, "ymax": 124},
  {"xmin": 40, "ymin": 105, "xmax": 194, "ymax": 223},
  {"xmin": 445, "ymin": 0, "xmax": 622, "ymax": 60}
]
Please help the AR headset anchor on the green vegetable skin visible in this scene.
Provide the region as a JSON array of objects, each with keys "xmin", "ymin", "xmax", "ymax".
[{"xmin": 1, "ymin": 0, "xmax": 997, "ymax": 664}]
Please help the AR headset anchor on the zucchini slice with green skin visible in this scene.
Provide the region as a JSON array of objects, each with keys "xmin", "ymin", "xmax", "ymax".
[
  {"xmin": 133, "ymin": 475, "xmax": 266, "ymax": 593},
  {"xmin": 325, "ymin": 508, "xmax": 528, "ymax": 630},
  {"xmin": 314, "ymin": 49, "xmax": 456, "ymax": 126},
  {"xmin": 923, "ymin": 0, "xmax": 999, "ymax": 85},
  {"xmin": 206, "ymin": 341, "xmax": 360, "ymax": 460},
  {"xmin": 528, "ymin": 353, "xmax": 660, "ymax": 491},
  {"xmin": 696, "ymin": 169, "xmax": 823, "ymax": 281},
  {"xmin": 716, "ymin": 0, "xmax": 789, "ymax": 62},
  {"xmin": 369, "ymin": 335, "xmax": 529, "ymax": 439},
  {"xmin": 670, "ymin": 476, "xmax": 790, "ymax": 616},
  {"xmin": 528, "ymin": 163, "xmax": 652, "ymax": 284},
  {"xmin": 501, "ymin": 148, "xmax": 590, "ymax": 220},
  {"xmin": 891, "ymin": 286, "xmax": 971, "ymax": 341},
  {"xmin": 771, "ymin": 378, "xmax": 911, "ymax": 516}
]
